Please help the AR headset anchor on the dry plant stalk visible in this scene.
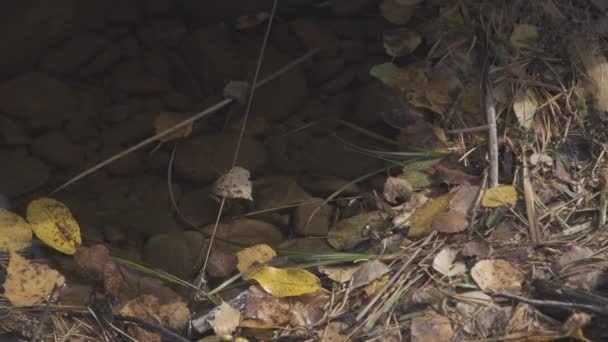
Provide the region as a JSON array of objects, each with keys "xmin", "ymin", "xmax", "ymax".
[{"xmin": 522, "ymin": 148, "xmax": 540, "ymax": 242}]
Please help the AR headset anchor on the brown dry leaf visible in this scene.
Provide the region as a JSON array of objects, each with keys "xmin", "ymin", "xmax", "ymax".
[
  {"xmin": 462, "ymin": 240, "xmax": 493, "ymax": 259},
  {"xmin": 410, "ymin": 313, "xmax": 454, "ymax": 342},
  {"xmin": 240, "ymin": 286, "xmax": 290, "ymax": 328},
  {"xmin": 0, "ymin": 209, "xmax": 32, "ymax": 251},
  {"xmin": 249, "ymin": 267, "xmax": 321, "ymax": 297},
  {"xmin": 103, "ymin": 261, "xmax": 124, "ymax": 298},
  {"xmin": 383, "ymin": 177, "xmax": 412, "ymax": 204},
  {"xmin": 510, "ymin": 24, "xmax": 539, "ymax": 48},
  {"xmin": 289, "ymin": 295, "xmax": 326, "ymax": 328},
  {"xmin": 74, "ymin": 244, "xmax": 109, "ymax": 280},
  {"xmin": 513, "ymin": 88, "xmax": 539, "ymax": 129},
  {"xmin": 450, "ymin": 185, "xmax": 480, "ymax": 215},
  {"xmin": 319, "ymin": 321, "xmax": 349, "ymax": 341},
  {"xmin": 159, "ymin": 301, "xmax": 190, "ymax": 330},
  {"xmin": 209, "ymin": 302, "xmax": 241, "ymax": 336},
  {"xmin": 558, "ymin": 246, "xmax": 594, "ymax": 268},
  {"xmin": 26, "ymin": 197, "xmax": 82, "ymax": 255},
  {"xmin": 236, "ymin": 244, "xmax": 277, "ymax": 274},
  {"xmin": 471, "ymin": 259, "xmax": 525, "ymax": 293},
  {"xmin": 213, "ymin": 166, "xmax": 253, "ymax": 201},
  {"xmin": 318, "ymin": 265, "xmax": 359, "ymax": 283},
  {"xmin": 351, "ymin": 260, "xmax": 390, "ymax": 289},
  {"xmin": 119, "ymin": 295, "xmax": 160, "ymax": 320},
  {"xmin": 364, "ymin": 274, "xmax": 390, "ymax": 297},
  {"xmin": 432, "ymin": 210, "xmax": 469, "ymax": 233},
  {"xmin": 434, "ymin": 163, "xmax": 477, "ymax": 185},
  {"xmin": 153, "ymin": 111, "xmax": 192, "ymax": 142},
  {"xmin": 3, "ymin": 251, "xmax": 65, "ymax": 306},
  {"xmin": 408, "ymin": 192, "xmax": 453, "ymax": 237},
  {"xmin": 482, "ymin": 185, "xmax": 518, "ymax": 208},
  {"xmin": 432, "ymin": 247, "xmax": 466, "ymax": 277},
  {"xmin": 569, "ymin": 33, "xmax": 608, "ymax": 111},
  {"xmin": 454, "ymin": 291, "xmax": 511, "ymax": 336}
]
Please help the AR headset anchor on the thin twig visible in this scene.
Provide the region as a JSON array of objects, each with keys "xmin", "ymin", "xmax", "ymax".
[
  {"xmin": 491, "ymin": 292, "xmax": 608, "ymax": 316},
  {"xmin": 480, "ymin": 29, "xmax": 499, "ymax": 188},
  {"xmin": 114, "ymin": 315, "xmax": 191, "ymax": 342},
  {"xmin": 446, "ymin": 125, "xmax": 491, "ymax": 134},
  {"xmin": 599, "ymin": 169, "xmax": 608, "ymax": 229},
  {"xmin": 522, "ymin": 147, "xmax": 540, "ymax": 242}
]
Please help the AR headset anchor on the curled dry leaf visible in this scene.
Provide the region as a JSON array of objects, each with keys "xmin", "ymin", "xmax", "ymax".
[
  {"xmin": 3, "ymin": 251, "xmax": 65, "ymax": 306},
  {"xmin": 351, "ymin": 260, "xmax": 390, "ymax": 289},
  {"xmin": 213, "ymin": 166, "xmax": 253, "ymax": 200},
  {"xmin": 471, "ymin": 259, "xmax": 525, "ymax": 293},
  {"xmin": 209, "ymin": 302, "xmax": 241, "ymax": 336},
  {"xmin": 410, "ymin": 313, "xmax": 454, "ymax": 342},
  {"xmin": 482, "ymin": 185, "xmax": 518, "ymax": 208},
  {"xmin": 26, "ymin": 197, "xmax": 81, "ymax": 255},
  {"xmin": 249, "ymin": 267, "xmax": 321, "ymax": 297},
  {"xmin": 513, "ymin": 88, "xmax": 539, "ymax": 130},
  {"xmin": 383, "ymin": 176, "xmax": 412, "ymax": 204},
  {"xmin": 0, "ymin": 209, "xmax": 32, "ymax": 251},
  {"xmin": 432, "ymin": 210, "xmax": 469, "ymax": 233},
  {"xmin": 236, "ymin": 244, "xmax": 277, "ymax": 274},
  {"xmin": 153, "ymin": 111, "xmax": 192, "ymax": 142},
  {"xmin": 432, "ymin": 247, "xmax": 466, "ymax": 277}
]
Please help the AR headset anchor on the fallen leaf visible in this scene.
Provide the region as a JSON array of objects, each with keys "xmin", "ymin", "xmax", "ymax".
[
  {"xmin": 364, "ymin": 274, "xmax": 390, "ymax": 297},
  {"xmin": 319, "ymin": 321, "xmax": 349, "ymax": 341},
  {"xmin": 153, "ymin": 111, "xmax": 192, "ymax": 142},
  {"xmin": 380, "ymin": 0, "xmax": 421, "ymax": 25},
  {"xmin": 513, "ymin": 88, "xmax": 539, "ymax": 130},
  {"xmin": 462, "ymin": 240, "xmax": 493, "ymax": 259},
  {"xmin": 74, "ymin": 244, "xmax": 110, "ymax": 280},
  {"xmin": 400, "ymin": 158, "xmax": 443, "ymax": 188},
  {"xmin": 383, "ymin": 177, "xmax": 412, "ymax": 204},
  {"xmin": 249, "ymin": 267, "xmax": 321, "ymax": 297},
  {"xmin": 558, "ymin": 246, "xmax": 594, "ymax": 268},
  {"xmin": 434, "ymin": 163, "xmax": 477, "ymax": 185},
  {"xmin": 383, "ymin": 28, "xmax": 421, "ymax": 56},
  {"xmin": 240, "ymin": 286, "xmax": 290, "ymax": 328},
  {"xmin": 433, "ymin": 247, "xmax": 466, "ymax": 277},
  {"xmin": 318, "ymin": 265, "xmax": 359, "ymax": 283},
  {"xmin": 236, "ymin": 244, "xmax": 277, "ymax": 274},
  {"xmin": 530, "ymin": 152, "xmax": 553, "ymax": 167},
  {"xmin": 289, "ymin": 295, "xmax": 326, "ymax": 328},
  {"xmin": 569, "ymin": 34, "xmax": 608, "ymax": 111},
  {"xmin": 26, "ymin": 197, "xmax": 82, "ymax": 255},
  {"xmin": 0, "ymin": 209, "xmax": 32, "ymax": 251},
  {"xmin": 482, "ymin": 185, "xmax": 518, "ymax": 208},
  {"xmin": 454, "ymin": 291, "xmax": 511, "ymax": 336},
  {"xmin": 410, "ymin": 313, "xmax": 454, "ymax": 342},
  {"xmin": 159, "ymin": 301, "xmax": 191, "ymax": 330},
  {"xmin": 209, "ymin": 302, "xmax": 241, "ymax": 336},
  {"xmin": 432, "ymin": 211, "xmax": 469, "ymax": 233},
  {"xmin": 351, "ymin": 260, "xmax": 390, "ymax": 289},
  {"xmin": 370, "ymin": 63, "xmax": 401, "ymax": 85},
  {"xmin": 328, "ymin": 211, "xmax": 389, "ymax": 250},
  {"xmin": 510, "ymin": 24, "xmax": 539, "ymax": 48},
  {"xmin": 408, "ymin": 193, "xmax": 453, "ymax": 237},
  {"xmin": 450, "ymin": 185, "xmax": 480, "ymax": 215},
  {"xmin": 213, "ymin": 166, "xmax": 253, "ymax": 200},
  {"xmin": 3, "ymin": 251, "xmax": 65, "ymax": 306},
  {"xmin": 471, "ymin": 259, "xmax": 525, "ymax": 293}
]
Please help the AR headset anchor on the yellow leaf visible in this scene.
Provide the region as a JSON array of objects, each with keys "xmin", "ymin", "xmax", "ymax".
[
  {"xmin": 237, "ymin": 244, "xmax": 277, "ymax": 274},
  {"xmin": 154, "ymin": 111, "xmax": 192, "ymax": 142},
  {"xmin": 0, "ymin": 209, "xmax": 32, "ymax": 251},
  {"xmin": 3, "ymin": 251, "xmax": 65, "ymax": 306},
  {"xmin": 26, "ymin": 198, "xmax": 82, "ymax": 255},
  {"xmin": 248, "ymin": 267, "xmax": 321, "ymax": 297},
  {"xmin": 209, "ymin": 302, "xmax": 241, "ymax": 336},
  {"xmin": 482, "ymin": 185, "xmax": 518, "ymax": 208},
  {"xmin": 408, "ymin": 193, "xmax": 453, "ymax": 238}
]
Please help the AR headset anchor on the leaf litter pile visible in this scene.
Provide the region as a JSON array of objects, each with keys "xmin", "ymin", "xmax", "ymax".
[{"xmin": 6, "ymin": 1, "xmax": 608, "ymax": 341}]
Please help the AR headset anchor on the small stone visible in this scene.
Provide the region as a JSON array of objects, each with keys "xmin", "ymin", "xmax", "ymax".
[
  {"xmin": 101, "ymin": 145, "xmax": 146, "ymax": 176},
  {"xmin": 104, "ymin": 224, "xmax": 128, "ymax": 245},
  {"xmin": 80, "ymin": 44, "xmax": 122, "ymax": 76},
  {"xmin": 40, "ymin": 33, "xmax": 109, "ymax": 74},
  {"xmin": 143, "ymin": 0, "xmax": 176, "ymax": 15},
  {"xmin": 163, "ymin": 92, "xmax": 195, "ymax": 111},
  {"xmin": 102, "ymin": 100, "xmax": 142, "ymax": 123},
  {"xmin": 179, "ymin": 187, "xmax": 224, "ymax": 226},
  {"xmin": 106, "ymin": 0, "xmax": 143, "ymax": 26},
  {"xmin": 0, "ymin": 116, "xmax": 31, "ymax": 145},
  {"xmin": 32, "ymin": 131, "xmax": 84, "ymax": 168},
  {"xmin": 226, "ymin": 115, "xmax": 270, "ymax": 137},
  {"xmin": 115, "ymin": 74, "xmax": 172, "ymax": 95},
  {"xmin": 137, "ymin": 18, "xmax": 188, "ymax": 48},
  {"xmin": 143, "ymin": 231, "xmax": 205, "ymax": 279},
  {"xmin": 102, "ymin": 113, "xmax": 154, "ymax": 146},
  {"xmin": 254, "ymin": 177, "xmax": 312, "ymax": 210},
  {"xmin": 320, "ymin": 68, "xmax": 355, "ymax": 94},
  {"xmin": 294, "ymin": 198, "xmax": 334, "ymax": 237},
  {"xmin": 330, "ymin": 0, "xmax": 378, "ymax": 16},
  {"xmin": 119, "ymin": 205, "xmax": 183, "ymax": 237},
  {"xmin": 303, "ymin": 57, "xmax": 345, "ymax": 85},
  {"xmin": 202, "ymin": 219, "xmax": 283, "ymax": 253},
  {"xmin": 291, "ymin": 18, "xmax": 340, "ymax": 57},
  {"xmin": 0, "ymin": 149, "xmax": 50, "ymax": 197},
  {"xmin": 206, "ymin": 247, "xmax": 237, "ymax": 278},
  {"xmin": 143, "ymin": 53, "xmax": 171, "ymax": 80}
]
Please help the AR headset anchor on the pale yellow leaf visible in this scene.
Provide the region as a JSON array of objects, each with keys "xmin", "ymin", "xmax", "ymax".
[
  {"xmin": 0, "ymin": 209, "xmax": 32, "ymax": 251},
  {"xmin": 249, "ymin": 267, "xmax": 321, "ymax": 297},
  {"xmin": 26, "ymin": 198, "xmax": 81, "ymax": 255},
  {"xmin": 3, "ymin": 251, "xmax": 65, "ymax": 306},
  {"xmin": 482, "ymin": 185, "xmax": 518, "ymax": 208},
  {"xmin": 154, "ymin": 111, "xmax": 192, "ymax": 142},
  {"xmin": 236, "ymin": 244, "xmax": 277, "ymax": 274},
  {"xmin": 513, "ymin": 88, "xmax": 539, "ymax": 129},
  {"xmin": 433, "ymin": 247, "xmax": 466, "ymax": 277},
  {"xmin": 408, "ymin": 193, "xmax": 453, "ymax": 237},
  {"xmin": 471, "ymin": 259, "xmax": 525, "ymax": 293},
  {"xmin": 213, "ymin": 166, "xmax": 253, "ymax": 200},
  {"xmin": 318, "ymin": 265, "xmax": 359, "ymax": 283},
  {"xmin": 209, "ymin": 302, "xmax": 241, "ymax": 336}
]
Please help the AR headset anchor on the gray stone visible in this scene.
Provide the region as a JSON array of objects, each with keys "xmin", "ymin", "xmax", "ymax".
[
  {"xmin": 0, "ymin": 149, "xmax": 50, "ymax": 197},
  {"xmin": 40, "ymin": 33, "xmax": 109, "ymax": 74},
  {"xmin": 121, "ymin": 205, "xmax": 183, "ymax": 236},
  {"xmin": 178, "ymin": 187, "xmax": 223, "ymax": 227},
  {"xmin": 32, "ymin": 131, "xmax": 84, "ymax": 168},
  {"xmin": 143, "ymin": 231, "xmax": 205, "ymax": 279},
  {"xmin": 294, "ymin": 198, "xmax": 333, "ymax": 237},
  {"xmin": 102, "ymin": 113, "xmax": 154, "ymax": 146},
  {"xmin": 0, "ymin": 116, "xmax": 31, "ymax": 145}
]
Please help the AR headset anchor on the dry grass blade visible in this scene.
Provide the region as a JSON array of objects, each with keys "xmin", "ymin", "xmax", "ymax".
[{"xmin": 522, "ymin": 148, "xmax": 540, "ymax": 242}]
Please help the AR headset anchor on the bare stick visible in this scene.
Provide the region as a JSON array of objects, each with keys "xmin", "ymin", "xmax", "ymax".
[
  {"xmin": 522, "ymin": 147, "xmax": 540, "ymax": 242},
  {"xmin": 491, "ymin": 292, "xmax": 608, "ymax": 316},
  {"xmin": 480, "ymin": 31, "xmax": 499, "ymax": 188}
]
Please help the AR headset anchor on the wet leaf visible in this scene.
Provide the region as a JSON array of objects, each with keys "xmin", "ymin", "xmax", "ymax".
[
  {"xmin": 154, "ymin": 111, "xmax": 192, "ymax": 142},
  {"xmin": 410, "ymin": 313, "xmax": 454, "ymax": 342},
  {"xmin": 237, "ymin": 244, "xmax": 277, "ymax": 274},
  {"xmin": 513, "ymin": 88, "xmax": 539, "ymax": 130},
  {"xmin": 432, "ymin": 210, "xmax": 469, "ymax": 234},
  {"xmin": 471, "ymin": 259, "xmax": 525, "ymax": 293},
  {"xmin": 370, "ymin": 63, "xmax": 401, "ymax": 85},
  {"xmin": 213, "ymin": 166, "xmax": 253, "ymax": 200},
  {"xmin": 408, "ymin": 193, "xmax": 453, "ymax": 237},
  {"xmin": 318, "ymin": 265, "xmax": 359, "ymax": 283},
  {"xmin": 383, "ymin": 177, "xmax": 412, "ymax": 204},
  {"xmin": 249, "ymin": 267, "xmax": 321, "ymax": 297},
  {"xmin": 433, "ymin": 247, "xmax": 466, "ymax": 277},
  {"xmin": 351, "ymin": 260, "xmax": 390, "ymax": 289},
  {"xmin": 482, "ymin": 186, "xmax": 518, "ymax": 208},
  {"xmin": 510, "ymin": 24, "xmax": 538, "ymax": 48},
  {"xmin": 0, "ymin": 209, "xmax": 32, "ymax": 251},
  {"xmin": 159, "ymin": 301, "xmax": 190, "ymax": 330},
  {"xmin": 3, "ymin": 251, "xmax": 65, "ymax": 306},
  {"xmin": 26, "ymin": 197, "xmax": 82, "ymax": 255},
  {"xmin": 383, "ymin": 28, "xmax": 421, "ymax": 57},
  {"xmin": 240, "ymin": 286, "xmax": 290, "ymax": 328},
  {"xmin": 462, "ymin": 240, "xmax": 493, "ymax": 259},
  {"xmin": 209, "ymin": 302, "xmax": 241, "ymax": 336}
]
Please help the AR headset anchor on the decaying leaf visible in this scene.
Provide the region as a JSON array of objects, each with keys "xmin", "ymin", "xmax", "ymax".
[
  {"xmin": 510, "ymin": 24, "xmax": 539, "ymax": 48},
  {"xmin": 433, "ymin": 247, "xmax": 466, "ymax": 277},
  {"xmin": 364, "ymin": 275, "xmax": 390, "ymax": 297},
  {"xmin": 213, "ymin": 166, "xmax": 253, "ymax": 200},
  {"xmin": 410, "ymin": 313, "xmax": 454, "ymax": 342},
  {"xmin": 462, "ymin": 240, "xmax": 493, "ymax": 259},
  {"xmin": 240, "ymin": 286, "xmax": 290, "ymax": 328},
  {"xmin": 3, "ymin": 251, "xmax": 65, "ymax": 306},
  {"xmin": 383, "ymin": 177, "xmax": 412, "ymax": 204},
  {"xmin": 432, "ymin": 211, "xmax": 469, "ymax": 233},
  {"xmin": 319, "ymin": 321, "xmax": 349, "ymax": 342},
  {"xmin": 454, "ymin": 291, "xmax": 511, "ymax": 336},
  {"xmin": 237, "ymin": 244, "xmax": 277, "ymax": 274},
  {"xmin": 569, "ymin": 34, "xmax": 608, "ymax": 111},
  {"xmin": 513, "ymin": 88, "xmax": 539, "ymax": 130},
  {"xmin": 471, "ymin": 259, "xmax": 525, "ymax": 293},
  {"xmin": 530, "ymin": 152, "xmax": 553, "ymax": 167},
  {"xmin": 434, "ymin": 163, "xmax": 477, "ymax": 185},
  {"xmin": 408, "ymin": 193, "xmax": 453, "ymax": 237},
  {"xmin": 289, "ymin": 293, "xmax": 327, "ymax": 328},
  {"xmin": 159, "ymin": 301, "xmax": 190, "ymax": 330},
  {"xmin": 26, "ymin": 197, "xmax": 82, "ymax": 255},
  {"xmin": 328, "ymin": 211, "xmax": 389, "ymax": 250},
  {"xmin": 209, "ymin": 302, "xmax": 241, "ymax": 336},
  {"xmin": 249, "ymin": 267, "xmax": 321, "ymax": 297},
  {"xmin": 318, "ymin": 264, "xmax": 359, "ymax": 283},
  {"xmin": 558, "ymin": 246, "xmax": 594, "ymax": 268},
  {"xmin": 0, "ymin": 209, "xmax": 32, "ymax": 251},
  {"xmin": 400, "ymin": 158, "xmax": 443, "ymax": 188},
  {"xmin": 450, "ymin": 185, "xmax": 480, "ymax": 215},
  {"xmin": 383, "ymin": 28, "xmax": 421, "ymax": 56},
  {"xmin": 351, "ymin": 260, "xmax": 390, "ymax": 289},
  {"xmin": 154, "ymin": 111, "xmax": 192, "ymax": 142},
  {"xmin": 482, "ymin": 185, "xmax": 518, "ymax": 208}
]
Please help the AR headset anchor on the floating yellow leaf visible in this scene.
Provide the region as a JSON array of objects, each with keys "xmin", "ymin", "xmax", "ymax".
[
  {"xmin": 249, "ymin": 267, "xmax": 321, "ymax": 297},
  {"xmin": 154, "ymin": 111, "xmax": 192, "ymax": 143},
  {"xmin": 26, "ymin": 197, "xmax": 81, "ymax": 255},
  {"xmin": 3, "ymin": 251, "xmax": 65, "ymax": 306},
  {"xmin": 237, "ymin": 244, "xmax": 277, "ymax": 274},
  {"xmin": 0, "ymin": 209, "xmax": 32, "ymax": 251},
  {"xmin": 408, "ymin": 193, "xmax": 453, "ymax": 237},
  {"xmin": 482, "ymin": 186, "xmax": 518, "ymax": 208}
]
